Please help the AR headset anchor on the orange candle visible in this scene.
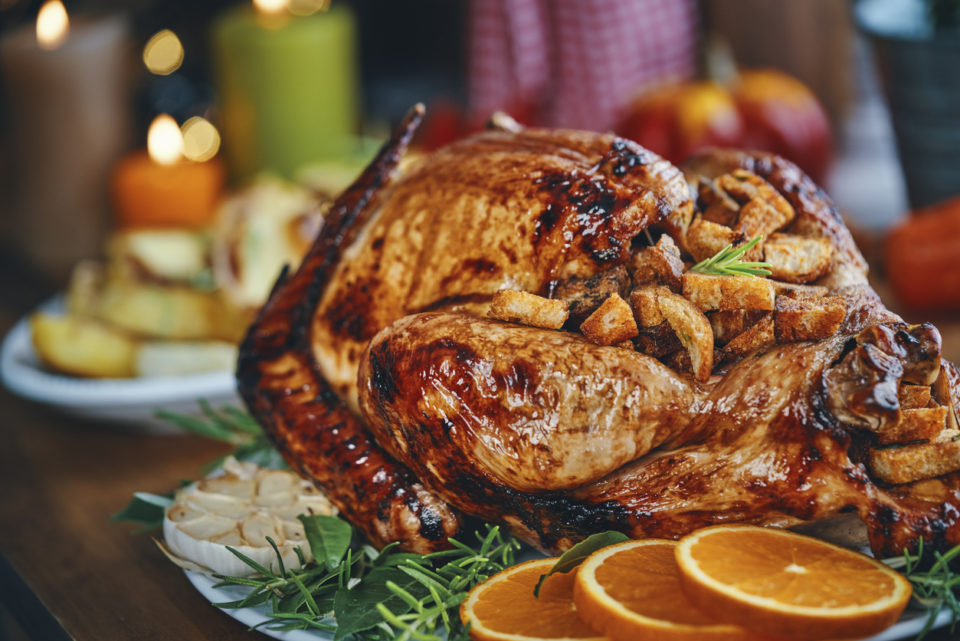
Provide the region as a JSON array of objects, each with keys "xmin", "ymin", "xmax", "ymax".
[{"xmin": 112, "ymin": 114, "xmax": 225, "ymax": 228}]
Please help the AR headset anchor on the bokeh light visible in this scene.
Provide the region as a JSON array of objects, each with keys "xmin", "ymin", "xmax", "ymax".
[
  {"xmin": 36, "ymin": 0, "xmax": 69, "ymax": 50},
  {"xmin": 143, "ymin": 30, "xmax": 184, "ymax": 76},
  {"xmin": 253, "ymin": 0, "xmax": 287, "ymax": 14},
  {"xmin": 288, "ymin": 0, "xmax": 330, "ymax": 16},
  {"xmin": 181, "ymin": 117, "xmax": 221, "ymax": 162},
  {"xmin": 147, "ymin": 114, "xmax": 184, "ymax": 165}
]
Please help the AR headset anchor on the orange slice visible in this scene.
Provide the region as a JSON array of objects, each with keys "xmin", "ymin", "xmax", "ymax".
[
  {"xmin": 674, "ymin": 525, "xmax": 912, "ymax": 641},
  {"xmin": 460, "ymin": 558, "xmax": 607, "ymax": 641},
  {"xmin": 573, "ymin": 539, "xmax": 762, "ymax": 641}
]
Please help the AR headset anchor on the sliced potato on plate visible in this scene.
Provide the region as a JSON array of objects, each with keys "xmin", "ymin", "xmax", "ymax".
[
  {"xmin": 30, "ymin": 313, "xmax": 137, "ymax": 378},
  {"xmin": 135, "ymin": 341, "xmax": 238, "ymax": 377}
]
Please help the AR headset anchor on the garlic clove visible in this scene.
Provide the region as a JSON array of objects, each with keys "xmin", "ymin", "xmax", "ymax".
[
  {"xmin": 209, "ymin": 530, "xmax": 244, "ymax": 546},
  {"xmin": 167, "ymin": 502, "xmax": 203, "ymax": 522},
  {"xmin": 257, "ymin": 469, "xmax": 297, "ymax": 495},
  {"xmin": 240, "ymin": 513, "xmax": 283, "ymax": 547},
  {"xmin": 282, "ymin": 520, "xmax": 307, "ymax": 543},
  {"xmin": 186, "ymin": 491, "xmax": 251, "ymax": 518},
  {"xmin": 254, "ymin": 490, "xmax": 297, "ymax": 508},
  {"xmin": 176, "ymin": 514, "xmax": 237, "ymax": 540},
  {"xmin": 199, "ymin": 475, "xmax": 256, "ymax": 499}
]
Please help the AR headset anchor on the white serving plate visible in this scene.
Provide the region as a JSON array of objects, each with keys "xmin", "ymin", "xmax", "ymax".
[
  {"xmin": 185, "ymin": 567, "xmax": 954, "ymax": 641},
  {"xmin": 0, "ymin": 297, "xmax": 240, "ymax": 434}
]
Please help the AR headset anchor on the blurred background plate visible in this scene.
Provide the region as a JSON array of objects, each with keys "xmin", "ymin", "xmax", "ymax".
[{"xmin": 0, "ymin": 297, "xmax": 239, "ymax": 434}]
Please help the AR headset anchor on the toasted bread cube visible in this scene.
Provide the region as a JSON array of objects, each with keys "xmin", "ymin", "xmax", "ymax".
[
  {"xmin": 900, "ymin": 384, "xmax": 932, "ymax": 410},
  {"xmin": 656, "ymin": 290, "xmax": 714, "ymax": 382},
  {"xmin": 553, "ymin": 265, "xmax": 629, "ymax": 327},
  {"xmin": 718, "ymin": 313, "xmax": 775, "ymax": 366},
  {"xmin": 630, "ymin": 235, "xmax": 684, "ymax": 292},
  {"xmin": 764, "ymin": 233, "xmax": 834, "ymax": 284},
  {"xmin": 613, "ymin": 340, "xmax": 636, "ymax": 350},
  {"xmin": 877, "ymin": 407, "xmax": 947, "ymax": 445},
  {"xmin": 932, "ymin": 362, "xmax": 960, "ymax": 431},
  {"xmin": 869, "ymin": 429, "xmax": 960, "ymax": 484},
  {"xmin": 686, "ymin": 218, "xmax": 745, "ymax": 263},
  {"xmin": 719, "ymin": 170, "xmax": 796, "ymax": 245},
  {"xmin": 709, "ymin": 310, "xmax": 766, "ymax": 346},
  {"xmin": 681, "ymin": 272, "xmax": 776, "ymax": 312},
  {"xmin": 489, "ymin": 289, "xmax": 569, "ymax": 329},
  {"xmin": 697, "ymin": 177, "xmax": 741, "ymax": 227},
  {"xmin": 580, "ymin": 293, "xmax": 639, "ymax": 345},
  {"xmin": 772, "ymin": 282, "xmax": 829, "ymax": 298},
  {"xmin": 773, "ymin": 294, "xmax": 846, "ymax": 343},
  {"xmin": 635, "ymin": 322, "xmax": 683, "ymax": 358},
  {"xmin": 629, "ymin": 285, "xmax": 668, "ymax": 327}
]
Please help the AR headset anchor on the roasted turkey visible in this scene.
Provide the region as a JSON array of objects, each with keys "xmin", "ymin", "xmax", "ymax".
[{"xmin": 238, "ymin": 105, "xmax": 960, "ymax": 558}]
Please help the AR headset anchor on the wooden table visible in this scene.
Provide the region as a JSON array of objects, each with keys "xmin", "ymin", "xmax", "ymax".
[{"xmin": 2, "ymin": 268, "xmax": 960, "ymax": 641}]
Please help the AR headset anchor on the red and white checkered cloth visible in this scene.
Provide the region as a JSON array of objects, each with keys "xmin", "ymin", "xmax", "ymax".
[{"xmin": 468, "ymin": 0, "xmax": 698, "ymax": 132}]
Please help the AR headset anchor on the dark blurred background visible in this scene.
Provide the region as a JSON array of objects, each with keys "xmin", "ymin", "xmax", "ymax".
[{"xmin": 1, "ymin": 0, "xmax": 958, "ymax": 318}]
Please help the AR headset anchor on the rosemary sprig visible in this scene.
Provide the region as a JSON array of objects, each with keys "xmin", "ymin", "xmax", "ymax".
[
  {"xmin": 885, "ymin": 539, "xmax": 960, "ymax": 640},
  {"xmin": 215, "ymin": 519, "xmax": 521, "ymax": 641},
  {"xmin": 688, "ymin": 235, "xmax": 772, "ymax": 277}
]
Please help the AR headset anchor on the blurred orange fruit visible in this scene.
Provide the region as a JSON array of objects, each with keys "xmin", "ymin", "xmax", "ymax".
[
  {"xmin": 460, "ymin": 557, "xmax": 606, "ymax": 641},
  {"xmin": 674, "ymin": 525, "xmax": 912, "ymax": 641},
  {"xmin": 573, "ymin": 539, "xmax": 760, "ymax": 641}
]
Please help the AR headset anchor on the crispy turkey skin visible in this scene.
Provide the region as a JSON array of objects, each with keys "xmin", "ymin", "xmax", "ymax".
[{"xmin": 238, "ymin": 105, "xmax": 960, "ymax": 557}]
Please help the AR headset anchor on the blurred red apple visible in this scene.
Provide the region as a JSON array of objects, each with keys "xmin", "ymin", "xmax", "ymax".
[
  {"xmin": 617, "ymin": 69, "xmax": 832, "ymax": 183},
  {"xmin": 732, "ymin": 70, "xmax": 832, "ymax": 183},
  {"xmin": 617, "ymin": 82, "xmax": 744, "ymax": 167}
]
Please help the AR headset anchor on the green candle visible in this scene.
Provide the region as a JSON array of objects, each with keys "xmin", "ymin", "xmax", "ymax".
[{"xmin": 212, "ymin": 3, "xmax": 358, "ymax": 181}]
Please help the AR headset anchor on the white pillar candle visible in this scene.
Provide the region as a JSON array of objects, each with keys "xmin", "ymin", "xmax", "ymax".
[{"xmin": 0, "ymin": 12, "xmax": 133, "ymax": 280}]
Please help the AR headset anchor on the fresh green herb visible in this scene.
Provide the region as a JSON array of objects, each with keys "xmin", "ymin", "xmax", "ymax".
[
  {"xmin": 114, "ymin": 403, "xmax": 285, "ymax": 531},
  {"xmin": 534, "ymin": 531, "xmax": 629, "ymax": 597},
  {"xmin": 111, "ymin": 491, "xmax": 176, "ymax": 532},
  {"xmin": 156, "ymin": 401, "xmax": 286, "ymax": 473},
  {"xmin": 885, "ymin": 540, "xmax": 960, "ymax": 640},
  {"xmin": 688, "ymin": 235, "xmax": 772, "ymax": 277},
  {"xmin": 301, "ymin": 514, "xmax": 353, "ymax": 571},
  {"xmin": 214, "ymin": 516, "xmax": 521, "ymax": 641}
]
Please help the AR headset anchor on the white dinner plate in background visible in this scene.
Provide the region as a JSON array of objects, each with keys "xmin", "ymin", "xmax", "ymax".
[{"xmin": 0, "ymin": 297, "xmax": 240, "ymax": 434}]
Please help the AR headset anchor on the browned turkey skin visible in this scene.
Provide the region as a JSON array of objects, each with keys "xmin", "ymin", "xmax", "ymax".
[{"xmin": 238, "ymin": 105, "xmax": 960, "ymax": 558}]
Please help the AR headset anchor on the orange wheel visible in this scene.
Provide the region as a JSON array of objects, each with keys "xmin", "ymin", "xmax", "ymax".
[
  {"xmin": 460, "ymin": 558, "xmax": 606, "ymax": 641},
  {"xmin": 573, "ymin": 539, "xmax": 761, "ymax": 641},
  {"xmin": 675, "ymin": 525, "xmax": 912, "ymax": 641}
]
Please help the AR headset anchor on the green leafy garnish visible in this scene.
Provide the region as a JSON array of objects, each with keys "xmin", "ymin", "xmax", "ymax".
[
  {"xmin": 111, "ymin": 491, "xmax": 176, "ymax": 532},
  {"xmin": 534, "ymin": 531, "xmax": 629, "ymax": 597},
  {"xmin": 885, "ymin": 539, "xmax": 960, "ymax": 640},
  {"xmin": 214, "ymin": 518, "xmax": 520, "ymax": 641},
  {"xmin": 300, "ymin": 514, "xmax": 352, "ymax": 571},
  {"xmin": 688, "ymin": 235, "xmax": 772, "ymax": 277}
]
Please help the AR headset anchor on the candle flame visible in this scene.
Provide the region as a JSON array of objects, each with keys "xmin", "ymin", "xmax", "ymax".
[
  {"xmin": 147, "ymin": 114, "xmax": 183, "ymax": 165},
  {"xmin": 253, "ymin": 0, "xmax": 286, "ymax": 14},
  {"xmin": 181, "ymin": 117, "xmax": 221, "ymax": 162},
  {"xmin": 36, "ymin": 0, "xmax": 69, "ymax": 50}
]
